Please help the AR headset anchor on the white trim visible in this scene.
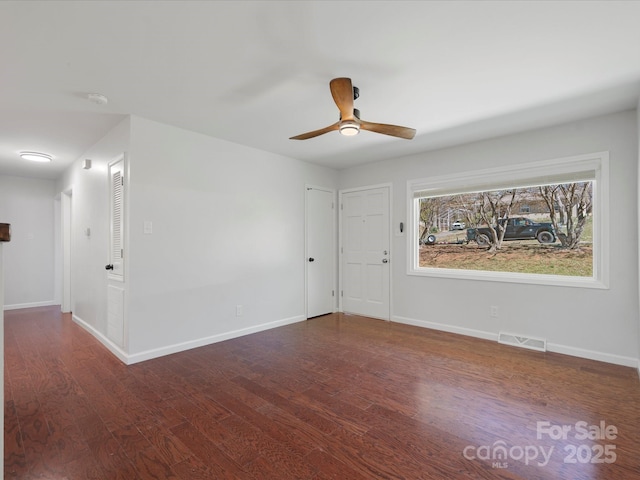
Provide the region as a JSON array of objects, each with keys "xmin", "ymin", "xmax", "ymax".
[
  {"xmin": 72, "ymin": 314, "xmax": 129, "ymax": 364},
  {"xmin": 393, "ymin": 315, "xmax": 498, "ymax": 342},
  {"xmin": 546, "ymin": 342, "xmax": 638, "ymax": 368},
  {"xmin": 4, "ymin": 300, "xmax": 57, "ymax": 311},
  {"xmin": 393, "ymin": 314, "xmax": 637, "ymax": 368},
  {"xmin": 408, "ymin": 151, "xmax": 607, "ymax": 197},
  {"xmin": 126, "ymin": 315, "xmax": 305, "ymax": 365},
  {"xmin": 73, "ymin": 312, "xmax": 305, "ymax": 365},
  {"xmin": 339, "ymin": 182, "xmax": 394, "ymax": 195},
  {"xmin": 61, "ymin": 188, "xmax": 72, "ymax": 313},
  {"xmin": 403, "ymin": 267, "xmax": 608, "ymax": 289},
  {"xmin": 407, "ymin": 151, "xmax": 609, "ymax": 289}
]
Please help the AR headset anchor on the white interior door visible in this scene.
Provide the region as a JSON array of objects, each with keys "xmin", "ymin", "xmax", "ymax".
[
  {"xmin": 107, "ymin": 154, "xmax": 126, "ymax": 348},
  {"xmin": 341, "ymin": 186, "xmax": 390, "ymax": 320},
  {"xmin": 306, "ymin": 187, "xmax": 335, "ymax": 318},
  {"xmin": 108, "ymin": 156, "xmax": 125, "ymax": 278}
]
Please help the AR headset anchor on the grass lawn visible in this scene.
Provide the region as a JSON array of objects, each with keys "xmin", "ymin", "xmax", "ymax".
[{"xmin": 422, "ymin": 217, "xmax": 594, "ymax": 276}]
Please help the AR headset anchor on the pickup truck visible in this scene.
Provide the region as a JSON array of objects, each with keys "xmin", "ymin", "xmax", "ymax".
[{"xmin": 467, "ymin": 217, "xmax": 557, "ymax": 246}]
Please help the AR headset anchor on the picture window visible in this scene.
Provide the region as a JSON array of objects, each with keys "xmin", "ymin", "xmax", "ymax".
[{"xmin": 407, "ymin": 152, "xmax": 609, "ymax": 289}]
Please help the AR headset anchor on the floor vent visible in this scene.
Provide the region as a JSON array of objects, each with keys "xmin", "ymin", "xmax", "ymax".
[{"xmin": 498, "ymin": 332, "xmax": 547, "ymax": 352}]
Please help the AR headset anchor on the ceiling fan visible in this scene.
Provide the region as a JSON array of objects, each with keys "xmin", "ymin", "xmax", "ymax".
[{"xmin": 289, "ymin": 77, "xmax": 416, "ymax": 140}]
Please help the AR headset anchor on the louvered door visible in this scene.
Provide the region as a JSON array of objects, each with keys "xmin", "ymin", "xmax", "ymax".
[{"xmin": 108, "ymin": 155, "xmax": 125, "ymax": 278}]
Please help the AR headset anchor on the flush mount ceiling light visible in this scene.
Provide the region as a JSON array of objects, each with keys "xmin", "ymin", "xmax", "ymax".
[
  {"xmin": 87, "ymin": 93, "xmax": 109, "ymax": 105},
  {"xmin": 19, "ymin": 151, "xmax": 53, "ymax": 163}
]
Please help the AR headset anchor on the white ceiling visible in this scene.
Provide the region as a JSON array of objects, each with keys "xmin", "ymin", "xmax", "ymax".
[{"xmin": 1, "ymin": 1, "xmax": 640, "ymax": 180}]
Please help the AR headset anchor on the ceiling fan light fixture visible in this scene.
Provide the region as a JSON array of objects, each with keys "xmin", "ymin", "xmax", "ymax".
[
  {"xmin": 339, "ymin": 120, "xmax": 360, "ymax": 136},
  {"xmin": 19, "ymin": 151, "xmax": 53, "ymax": 163},
  {"xmin": 290, "ymin": 78, "xmax": 415, "ymax": 140}
]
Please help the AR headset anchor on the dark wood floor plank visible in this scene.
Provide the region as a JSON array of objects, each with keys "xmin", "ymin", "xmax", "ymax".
[
  {"xmin": 86, "ymin": 432, "xmax": 139, "ymax": 480},
  {"xmin": 230, "ymin": 375, "xmax": 339, "ymax": 435},
  {"xmin": 205, "ymin": 387, "xmax": 317, "ymax": 457},
  {"xmin": 127, "ymin": 445, "xmax": 181, "ymax": 480},
  {"xmin": 304, "ymin": 448, "xmax": 370, "ymax": 480},
  {"xmin": 170, "ymin": 421, "xmax": 254, "ymax": 479},
  {"xmin": 171, "ymin": 454, "xmax": 222, "ymax": 480},
  {"xmin": 3, "ymin": 400, "xmax": 28, "ymax": 479},
  {"xmin": 211, "ymin": 413, "xmax": 262, "ymax": 466},
  {"xmin": 218, "ymin": 412, "xmax": 317, "ymax": 479},
  {"xmin": 15, "ymin": 402, "xmax": 50, "ymax": 461},
  {"xmin": 255, "ymin": 403, "xmax": 331, "ymax": 453},
  {"xmin": 139, "ymin": 422, "xmax": 194, "ymax": 467},
  {"xmin": 4, "ymin": 306, "xmax": 640, "ymax": 480}
]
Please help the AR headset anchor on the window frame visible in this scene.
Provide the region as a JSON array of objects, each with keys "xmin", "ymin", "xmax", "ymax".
[{"xmin": 407, "ymin": 151, "xmax": 609, "ymax": 289}]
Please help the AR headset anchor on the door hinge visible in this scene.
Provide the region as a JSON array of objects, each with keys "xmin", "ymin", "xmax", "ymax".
[
  {"xmin": 341, "ymin": 290, "xmax": 343, "ymax": 297},
  {"xmin": 121, "ymin": 248, "xmax": 124, "ymax": 259},
  {"xmin": 332, "ymin": 290, "xmax": 335, "ymax": 297}
]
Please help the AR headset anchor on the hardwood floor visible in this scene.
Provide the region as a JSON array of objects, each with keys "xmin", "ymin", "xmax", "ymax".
[{"xmin": 4, "ymin": 306, "xmax": 640, "ymax": 479}]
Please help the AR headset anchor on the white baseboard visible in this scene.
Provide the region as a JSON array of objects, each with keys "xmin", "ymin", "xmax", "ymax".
[
  {"xmin": 545, "ymin": 342, "xmax": 638, "ymax": 368},
  {"xmin": 72, "ymin": 314, "xmax": 129, "ymax": 364},
  {"xmin": 127, "ymin": 315, "xmax": 306, "ymax": 365},
  {"xmin": 4, "ymin": 300, "xmax": 57, "ymax": 311},
  {"xmin": 72, "ymin": 313, "xmax": 306, "ymax": 365},
  {"xmin": 392, "ymin": 315, "xmax": 638, "ymax": 369},
  {"xmin": 392, "ymin": 315, "xmax": 498, "ymax": 342}
]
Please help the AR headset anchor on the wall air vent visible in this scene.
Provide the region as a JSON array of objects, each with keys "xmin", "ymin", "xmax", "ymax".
[{"xmin": 498, "ymin": 332, "xmax": 547, "ymax": 352}]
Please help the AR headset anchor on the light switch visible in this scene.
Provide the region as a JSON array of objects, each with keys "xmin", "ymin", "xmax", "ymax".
[{"xmin": 144, "ymin": 221, "xmax": 153, "ymax": 234}]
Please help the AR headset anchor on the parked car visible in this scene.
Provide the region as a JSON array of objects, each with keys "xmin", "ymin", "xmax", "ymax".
[
  {"xmin": 451, "ymin": 221, "xmax": 466, "ymax": 230},
  {"xmin": 467, "ymin": 217, "xmax": 557, "ymax": 245}
]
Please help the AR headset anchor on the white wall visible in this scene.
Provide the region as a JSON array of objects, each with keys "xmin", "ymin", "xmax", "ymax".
[
  {"xmin": 126, "ymin": 117, "xmax": 337, "ymax": 360},
  {"xmin": 638, "ymin": 101, "xmax": 640, "ymax": 377},
  {"xmin": 0, "ymin": 176, "xmax": 56, "ymax": 309},
  {"xmin": 340, "ymin": 110, "xmax": 639, "ymax": 367},
  {"xmin": 54, "ymin": 109, "xmax": 639, "ymax": 369},
  {"xmin": 56, "ymin": 117, "xmax": 131, "ymax": 337}
]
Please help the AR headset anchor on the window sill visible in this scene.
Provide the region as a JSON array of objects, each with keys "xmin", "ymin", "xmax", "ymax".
[{"xmin": 408, "ymin": 266, "xmax": 608, "ymax": 289}]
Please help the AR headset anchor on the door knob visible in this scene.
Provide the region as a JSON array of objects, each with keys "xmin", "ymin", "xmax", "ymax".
[
  {"xmin": 308, "ymin": 257, "xmax": 315, "ymax": 262},
  {"xmin": 382, "ymin": 259, "xmax": 389, "ymax": 263},
  {"xmin": 105, "ymin": 264, "xmax": 114, "ymax": 270}
]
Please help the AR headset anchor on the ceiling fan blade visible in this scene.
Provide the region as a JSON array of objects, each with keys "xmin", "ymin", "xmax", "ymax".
[
  {"xmin": 330, "ymin": 77, "xmax": 355, "ymax": 121},
  {"xmin": 360, "ymin": 120, "xmax": 416, "ymax": 140},
  {"xmin": 289, "ymin": 122, "xmax": 340, "ymax": 140}
]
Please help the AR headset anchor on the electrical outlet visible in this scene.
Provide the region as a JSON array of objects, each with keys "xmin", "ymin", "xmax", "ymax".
[
  {"xmin": 490, "ymin": 306, "xmax": 499, "ymax": 318},
  {"xmin": 236, "ymin": 305, "xmax": 243, "ymax": 317}
]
